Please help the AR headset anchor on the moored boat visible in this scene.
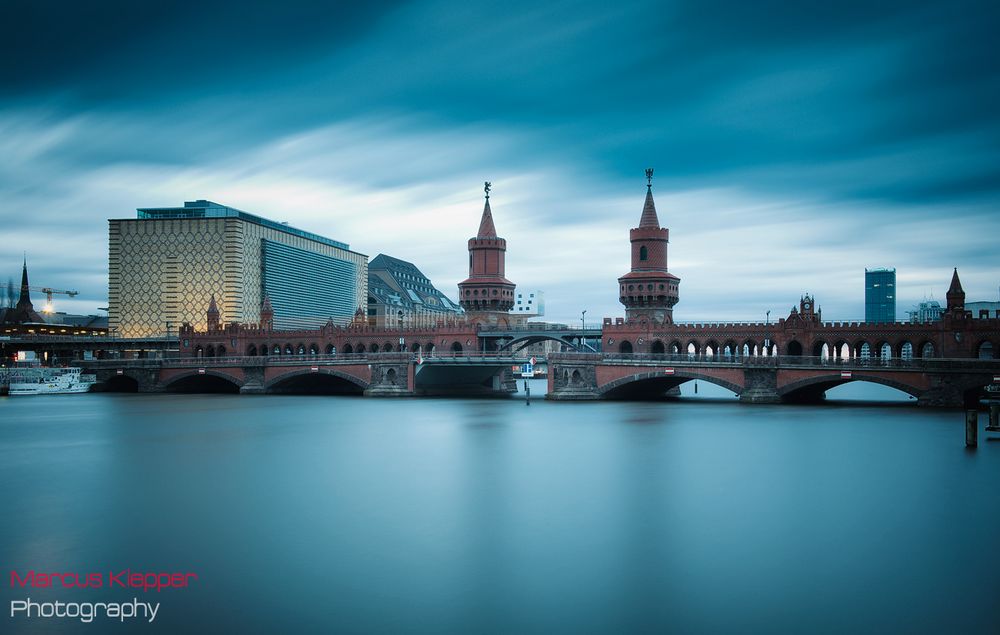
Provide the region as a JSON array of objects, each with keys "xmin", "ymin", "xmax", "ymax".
[{"xmin": 8, "ymin": 367, "xmax": 96, "ymax": 395}]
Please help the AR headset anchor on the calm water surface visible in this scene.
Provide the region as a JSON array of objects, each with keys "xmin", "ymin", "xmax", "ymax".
[{"xmin": 2, "ymin": 382, "xmax": 998, "ymax": 634}]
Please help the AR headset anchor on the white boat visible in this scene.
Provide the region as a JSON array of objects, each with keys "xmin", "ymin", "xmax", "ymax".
[{"xmin": 8, "ymin": 367, "xmax": 96, "ymax": 395}]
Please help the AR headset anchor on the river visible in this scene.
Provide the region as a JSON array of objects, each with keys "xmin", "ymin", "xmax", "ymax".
[{"xmin": 2, "ymin": 381, "xmax": 998, "ymax": 633}]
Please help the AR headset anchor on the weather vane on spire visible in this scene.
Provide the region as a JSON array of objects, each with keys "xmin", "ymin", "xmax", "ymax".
[
  {"xmin": 484, "ymin": 181, "xmax": 491, "ymax": 199},
  {"xmin": 645, "ymin": 168, "xmax": 654, "ymax": 189}
]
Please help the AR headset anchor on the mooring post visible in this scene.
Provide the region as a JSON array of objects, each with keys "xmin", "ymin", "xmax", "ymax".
[
  {"xmin": 966, "ymin": 410, "xmax": 978, "ymax": 448},
  {"xmin": 988, "ymin": 404, "xmax": 1000, "ymax": 432}
]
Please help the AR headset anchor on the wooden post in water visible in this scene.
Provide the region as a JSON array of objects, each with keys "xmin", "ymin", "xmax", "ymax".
[
  {"xmin": 966, "ymin": 410, "xmax": 978, "ymax": 448},
  {"xmin": 988, "ymin": 404, "xmax": 1000, "ymax": 432}
]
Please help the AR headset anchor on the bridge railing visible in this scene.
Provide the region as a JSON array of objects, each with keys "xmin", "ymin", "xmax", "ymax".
[
  {"xmin": 550, "ymin": 352, "xmax": 1000, "ymax": 371},
  {"xmin": 76, "ymin": 351, "xmax": 539, "ymax": 368}
]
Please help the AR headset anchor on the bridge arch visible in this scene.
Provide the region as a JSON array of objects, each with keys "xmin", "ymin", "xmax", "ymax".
[
  {"xmin": 779, "ymin": 373, "xmax": 922, "ymax": 402},
  {"xmin": 103, "ymin": 373, "xmax": 140, "ymax": 392},
  {"xmin": 670, "ymin": 340, "xmax": 682, "ymax": 355},
  {"xmin": 343, "ymin": 344, "xmax": 354, "ymax": 354},
  {"xmin": 451, "ymin": 341, "xmax": 463, "ymax": 354},
  {"xmin": 600, "ymin": 370, "xmax": 742, "ymax": 400},
  {"xmin": 811, "ymin": 340, "xmax": 826, "ymax": 358},
  {"xmin": 326, "ymin": 344, "xmax": 336, "ymax": 354},
  {"xmin": 651, "ymin": 340, "xmax": 665, "ymax": 354},
  {"xmin": 619, "ymin": 340, "xmax": 633, "ymax": 354},
  {"xmin": 786, "ymin": 340, "xmax": 803, "ymax": 356},
  {"xmin": 265, "ymin": 368, "xmax": 368, "ymax": 395},
  {"xmin": 163, "ymin": 370, "xmax": 242, "ymax": 394}
]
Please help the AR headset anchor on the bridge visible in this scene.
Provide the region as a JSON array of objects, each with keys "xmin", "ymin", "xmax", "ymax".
[
  {"xmin": 547, "ymin": 352, "xmax": 1000, "ymax": 407},
  {"xmin": 81, "ymin": 352, "xmax": 534, "ymax": 397},
  {"xmin": 477, "ymin": 325, "xmax": 602, "ymax": 352}
]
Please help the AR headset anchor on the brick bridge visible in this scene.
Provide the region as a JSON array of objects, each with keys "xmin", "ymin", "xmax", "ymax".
[
  {"xmin": 547, "ymin": 353, "xmax": 1000, "ymax": 407},
  {"xmin": 83, "ymin": 352, "xmax": 529, "ymax": 397}
]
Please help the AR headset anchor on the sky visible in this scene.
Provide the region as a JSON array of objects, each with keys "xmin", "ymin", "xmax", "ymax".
[{"xmin": 1, "ymin": 0, "xmax": 998, "ymax": 324}]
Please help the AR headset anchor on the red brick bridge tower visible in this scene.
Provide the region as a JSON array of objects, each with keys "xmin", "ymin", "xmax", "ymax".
[
  {"xmin": 458, "ymin": 181, "xmax": 516, "ymax": 327},
  {"xmin": 618, "ymin": 168, "xmax": 680, "ymax": 325}
]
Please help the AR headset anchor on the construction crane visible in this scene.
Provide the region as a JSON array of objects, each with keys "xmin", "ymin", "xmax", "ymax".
[{"xmin": 27, "ymin": 286, "xmax": 79, "ymax": 314}]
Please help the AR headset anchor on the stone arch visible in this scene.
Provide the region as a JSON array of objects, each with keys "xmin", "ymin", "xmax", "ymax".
[
  {"xmin": 205, "ymin": 345, "xmax": 216, "ymax": 358},
  {"xmin": 369, "ymin": 343, "xmax": 379, "ymax": 353},
  {"xmin": 273, "ymin": 344, "xmax": 281, "ymax": 355},
  {"xmin": 451, "ymin": 341, "xmax": 463, "ymax": 354},
  {"xmin": 411, "ymin": 343, "xmax": 421, "ymax": 353},
  {"xmin": 686, "ymin": 341, "xmax": 699, "ymax": 357},
  {"xmin": 382, "ymin": 342, "xmax": 394, "ymax": 352},
  {"xmin": 385, "ymin": 368, "xmax": 398, "ymax": 385},
  {"xmin": 325, "ymin": 344, "xmax": 336, "ymax": 354},
  {"xmin": 878, "ymin": 341, "xmax": 892, "ymax": 360},
  {"xmin": 163, "ymin": 370, "xmax": 242, "ymax": 393},
  {"xmin": 723, "ymin": 340, "xmax": 737, "ymax": 358},
  {"xmin": 294, "ymin": 343, "xmax": 304, "ymax": 355},
  {"xmin": 425, "ymin": 343, "xmax": 436, "ymax": 355},
  {"xmin": 856, "ymin": 341, "xmax": 871, "ymax": 361},
  {"xmin": 247, "ymin": 344, "xmax": 258, "ymax": 356},
  {"xmin": 599, "ymin": 370, "xmax": 742, "ymax": 399},
  {"xmin": 343, "ymin": 343, "xmax": 354, "ymax": 354},
  {"xmin": 619, "ymin": 340, "xmax": 633, "ymax": 354},
  {"xmin": 779, "ymin": 373, "xmax": 922, "ymax": 401},
  {"xmin": 284, "ymin": 344, "xmax": 294, "ymax": 355},
  {"xmin": 103, "ymin": 374, "xmax": 140, "ymax": 392},
  {"xmin": 811, "ymin": 340, "xmax": 826, "ymax": 358},
  {"xmin": 651, "ymin": 340, "xmax": 665, "ymax": 354},
  {"xmin": 669, "ymin": 340, "xmax": 682, "ymax": 355},
  {"xmin": 571, "ymin": 369, "xmax": 582, "ymax": 385},
  {"xmin": 979, "ymin": 340, "xmax": 995, "ymax": 359},
  {"xmin": 833, "ymin": 340, "xmax": 850, "ymax": 361},
  {"xmin": 786, "ymin": 340, "xmax": 803, "ymax": 356},
  {"xmin": 217, "ymin": 345, "xmax": 227, "ymax": 356},
  {"xmin": 264, "ymin": 368, "xmax": 368, "ymax": 394},
  {"xmin": 899, "ymin": 341, "xmax": 913, "ymax": 361},
  {"xmin": 743, "ymin": 340, "xmax": 757, "ymax": 357},
  {"xmin": 919, "ymin": 341, "xmax": 934, "ymax": 359},
  {"xmin": 705, "ymin": 340, "xmax": 720, "ymax": 358}
]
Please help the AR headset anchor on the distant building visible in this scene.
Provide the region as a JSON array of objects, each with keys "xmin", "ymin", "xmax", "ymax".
[
  {"xmin": 512, "ymin": 291, "xmax": 544, "ymax": 317},
  {"xmin": 366, "ymin": 254, "xmax": 463, "ymax": 328},
  {"xmin": 1, "ymin": 260, "xmax": 107, "ymax": 337},
  {"xmin": 907, "ymin": 299, "xmax": 942, "ymax": 324},
  {"xmin": 109, "ymin": 200, "xmax": 367, "ymax": 337},
  {"xmin": 967, "ymin": 301, "xmax": 1000, "ymax": 320},
  {"xmin": 865, "ymin": 268, "xmax": 896, "ymax": 323}
]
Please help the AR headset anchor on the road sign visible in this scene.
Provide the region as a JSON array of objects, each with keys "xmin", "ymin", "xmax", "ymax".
[
  {"xmin": 521, "ymin": 363, "xmax": 534, "ymax": 377},
  {"xmin": 663, "ymin": 368, "xmax": 674, "ymax": 375},
  {"xmin": 529, "ymin": 356, "xmax": 536, "ymax": 365},
  {"xmin": 841, "ymin": 371, "xmax": 852, "ymax": 379}
]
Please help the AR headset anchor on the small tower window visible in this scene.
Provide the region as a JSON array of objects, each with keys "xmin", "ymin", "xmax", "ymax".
[{"xmin": 640, "ymin": 246, "xmax": 648, "ymax": 261}]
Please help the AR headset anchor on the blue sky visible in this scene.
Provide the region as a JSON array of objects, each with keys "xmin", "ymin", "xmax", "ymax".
[{"xmin": 2, "ymin": 0, "xmax": 998, "ymax": 323}]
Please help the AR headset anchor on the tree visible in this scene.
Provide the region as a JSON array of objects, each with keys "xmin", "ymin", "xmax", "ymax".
[{"xmin": 5, "ymin": 277, "xmax": 14, "ymax": 308}]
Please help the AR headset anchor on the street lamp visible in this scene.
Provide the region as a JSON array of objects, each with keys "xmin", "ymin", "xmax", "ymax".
[
  {"xmin": 764, "ymin": 310, "xmax": 771, "ymax": 357},
  {"xmin": 581, "ymin": 310, "xmax": 586, "ymax": 330}
]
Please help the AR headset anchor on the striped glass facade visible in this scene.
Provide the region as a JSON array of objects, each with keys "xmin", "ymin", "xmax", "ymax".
[
  {"xmin": 865, "ymin": 268, "xmax": 896, "ymax": 323},
  {"xmin": 262, "ymin": 240, "xmax": 357, "ymax": 329}
]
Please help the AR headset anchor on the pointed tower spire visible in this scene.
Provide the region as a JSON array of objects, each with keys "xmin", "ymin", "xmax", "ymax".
[
  {"xmin": 16, "ymin": 256, "xmax": 31, "ymax": 309},
  {"xmin": 638, "ymin": 168, "xmax": 660, "ymax": 228},
  {"xmin": 206, "ymin": 294, "xmax": 220, "ymax": 331},
  {"xmin": 477, "ymin": 181, "xmax": 497, "ymax": 238},
  {"xmin": 946, "ymin": 268, "xmax": 965, "ymax": 312},
  {"xmin": 260, "ymin": 294, "xmax": 274, "ymax": 331}
]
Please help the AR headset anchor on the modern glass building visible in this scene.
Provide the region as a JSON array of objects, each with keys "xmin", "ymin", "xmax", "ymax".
[
  {"xmin": 109, "ymin": 200, "xmax": 367, "ymax": 337},
  {"xmin": 865, "ymin": 268, "xmax": 896, "ymax": 323}
]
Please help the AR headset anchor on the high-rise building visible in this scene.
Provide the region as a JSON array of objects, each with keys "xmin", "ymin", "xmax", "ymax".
[
  {"xmin": 109, "ymin": 200, "xmax": 367, "ymax": 337},
  {"xmin": 865, "ymin": 267, "xmax": 896, "ymax": 323},
  {"xmin": 366, "ymin": 254, "xmax": 463, "ymax": 327}
]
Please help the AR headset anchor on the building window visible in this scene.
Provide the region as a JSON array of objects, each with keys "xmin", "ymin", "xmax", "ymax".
[{"xmin": 640, "ymin": 246, "xmax": 648, "ymax": 261}]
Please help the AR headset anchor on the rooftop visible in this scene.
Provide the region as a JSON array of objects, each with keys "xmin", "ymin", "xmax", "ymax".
[{"xmin": 133, "ymin": 200, "xmax": 351, "ymax": 251}]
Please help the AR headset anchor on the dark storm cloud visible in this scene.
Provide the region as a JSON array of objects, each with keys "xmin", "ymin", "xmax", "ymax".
[{"xmin": 2, "ymin": 0, "xmax": 999, "ymax": 318}]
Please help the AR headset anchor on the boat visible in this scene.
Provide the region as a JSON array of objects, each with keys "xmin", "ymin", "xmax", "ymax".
[{"xmin": 8, "ymin": 367, "xmax": 97, "ymax": 395}]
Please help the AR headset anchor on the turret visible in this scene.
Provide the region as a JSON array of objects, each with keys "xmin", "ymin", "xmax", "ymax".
[
  {"xmin": 206, "ymin": 294, "xmax": 220, "ymax": 332},
  {"xmin": 260, "ymin": 295, "xmax": 274, "ymax": 331},
  {"xmin": 458, "ymin": 181, "xmax": 516, "ymax": 325},
  {"xmin": 618, "ymin": 169, "xmax": 680, "ymax": 324}
]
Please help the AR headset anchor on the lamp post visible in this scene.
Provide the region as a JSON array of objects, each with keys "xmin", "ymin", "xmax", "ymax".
[{"xmin": 581, "ymin": 310, "xmax": 587, "ymax": 349}]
